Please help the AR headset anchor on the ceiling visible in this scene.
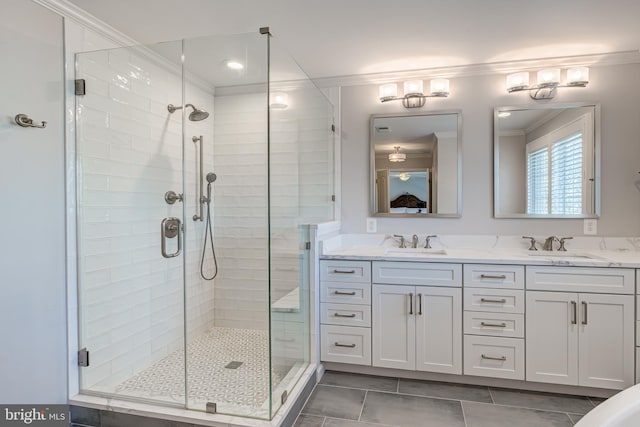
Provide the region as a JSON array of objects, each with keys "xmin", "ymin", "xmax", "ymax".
[{"xmin": 67, "ymin": 0, "xmax": 640, "ymax": 82}]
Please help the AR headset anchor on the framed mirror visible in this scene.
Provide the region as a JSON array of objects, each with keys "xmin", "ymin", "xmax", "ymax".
[
  {"xmin": 494, "ymin": 103, "xmax": 600, "ymax": 218},
  {"xmin": 370, "ymin": 111, "xmax": 462, "ymax": 217}
]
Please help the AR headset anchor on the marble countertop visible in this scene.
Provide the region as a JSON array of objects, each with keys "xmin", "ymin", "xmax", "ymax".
[{"xmin": 319, "ymin": 234, "xmax": 640, "ymax": 268}]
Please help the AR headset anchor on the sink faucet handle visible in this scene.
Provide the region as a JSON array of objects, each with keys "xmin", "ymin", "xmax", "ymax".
[
  {"xmin": 522, "ymin": 236, "xmax": 538, "ymax": 251},
  {"xmin": 393, "ymin": 234, "xmax": 406, "ymax": 248},
  {"xmin": 558, "ymin": 237, "xmax": 574, "ymax": 252},
  {"xmin": 424, "ymin": 235, "xmax": 437, "ymax": 249}
]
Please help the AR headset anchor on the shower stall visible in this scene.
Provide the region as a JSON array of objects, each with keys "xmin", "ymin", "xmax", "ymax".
[{"xmin": 74, "ymin": 30, "xmax": 334, "ymax": 420}]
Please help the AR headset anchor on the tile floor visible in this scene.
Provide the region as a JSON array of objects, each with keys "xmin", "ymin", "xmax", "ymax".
[{"xmin": 293, "ymin": 371, "xmax": 607, "ymax": 427}]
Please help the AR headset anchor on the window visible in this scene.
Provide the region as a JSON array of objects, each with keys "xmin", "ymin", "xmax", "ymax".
[{"xmin": 526, "ymin": 115, "xmax": 592, "ymax": 215}]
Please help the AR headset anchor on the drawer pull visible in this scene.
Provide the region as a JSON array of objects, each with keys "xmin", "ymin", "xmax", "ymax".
[
  {"xmin": 480, "ymin": 322, "xmax": 507, "ymax": 328},
  {"xmin": 481, "ymin": 354, "xmax": 507, "ymax": 361},
  {"xmin": 480, "ymin": 298, "xmax": 507, "ymax": 304},
  {"xmin": 417, "ymin": 293, "xmax": 423, "ymax": 316},
  {"xmin": 334, "ymin": 290, "xmax": 357, "ymax": 296},
  {"xmin": 582, "ymin": 301, "xmax": 588, "ymax": 325},
  {"xmin": 571, "ymin": 301, "xmax": 577, "ymax": 325},
  {"xmin": 334, "ymin": 342, "xmax": 356, "ymax": 348},
  {"xmin": 480, "ymin": 274, "xmax": 507, "ymax": 280},
  {"xmin": 332, "ymin": 269, "xmax": 356, "ymax": 274},
  {"xmin": 334, "ymin": 313, "xmax": 357, "ymax": 318},
  {"xmin": 409, "ymin": 293, "xmax": 414, "ymax": 315}
]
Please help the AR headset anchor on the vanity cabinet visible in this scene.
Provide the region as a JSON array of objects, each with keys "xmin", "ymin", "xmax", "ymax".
[
  {"xmin": 526, "ymin": 267, "xmax": 635, "ymax": 390},
  {"xmin": 371, "ymin": 262, "xmax": 462, "ymax": 374},
  {"xmin": 462, "ymin": 264, "xmax": 525, "ymax": 380},
  {"xmin": 319, "ymin": 260, "xmax": 372, "ymax": 365}
]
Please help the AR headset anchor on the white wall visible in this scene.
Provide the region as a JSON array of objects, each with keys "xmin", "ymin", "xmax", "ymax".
[
  {"xmin": 0, "ymin": 0, "xmax": 67, "ymax": 403},
  {"xmin": 340, "ymin": 64, "xmax": 640, "ymax": 236},
  {"xmin": 498, "ymin": 133, "xmax": 526, "ymax": 214}
]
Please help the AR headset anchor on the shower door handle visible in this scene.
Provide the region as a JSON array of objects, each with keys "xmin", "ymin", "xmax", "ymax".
[{"xmin": 161, "ymin": 217, "xmax": 182, "ymax": 258}]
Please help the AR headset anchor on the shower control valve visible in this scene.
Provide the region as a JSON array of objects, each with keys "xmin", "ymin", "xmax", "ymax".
[{"xmin": 164, "ymin": 190, "xmax": 183, "ymax": 205}]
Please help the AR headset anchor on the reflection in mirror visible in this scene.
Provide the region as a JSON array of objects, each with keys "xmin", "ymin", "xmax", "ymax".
[
  {"xmin": 371, "ymin": 111, "xmax": 461, "ymax": 217},
  {"xmin": 494, "ymin": 103, "xmax": 600, "ymax": 218}
]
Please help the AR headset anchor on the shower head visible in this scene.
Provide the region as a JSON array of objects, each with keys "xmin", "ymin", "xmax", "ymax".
[
  {"xmin": 167, "ymin": 103, "xmax": 210, "ymax": 121},
  {"xmin": 206, "ymin": 172, "xmax": 217, "ymax": 183}
]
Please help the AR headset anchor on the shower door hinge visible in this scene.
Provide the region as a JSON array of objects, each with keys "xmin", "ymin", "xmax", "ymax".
[
  {"xmin": 78, "ymin": 348, "xmax": 89, "ymax": 367},
  {"xmin": 281, "ymin": 390, "xmax": 288, "ymax": 404},
  {"xmin": 259, "ymin": 27, "xmax": 271, "ymax": 35},
  {"xmin": 331, "ymin": 195, "xmax": 336, "ymax": 202},
  {"xmin": 305, "ymin": 242, "xmax": 311, "ymax": 250},
  {"xmin": 75, "ymin": 79, "xmax": 86, "ymax": 96},
  {"xmin": 205, "ymin": 402, "xmax": 217, "ymax": 414},
  {"xmin": 331, "ymin": 124, "xmax": 336, "ymax": 133}
]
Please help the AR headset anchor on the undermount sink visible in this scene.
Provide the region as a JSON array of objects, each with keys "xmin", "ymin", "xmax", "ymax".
[
  {"xmin": 384, "ymin": 248, "xmax": 447, "ymax": 255},
  {"xmin": 527, "ymin": 251, "xmax": 598, "ymax": 259}
]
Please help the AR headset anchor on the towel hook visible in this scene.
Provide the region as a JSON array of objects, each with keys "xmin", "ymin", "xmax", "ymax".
[{"xmin": 14, "ymin": 114, "xmax": 47, "ymax": 129}]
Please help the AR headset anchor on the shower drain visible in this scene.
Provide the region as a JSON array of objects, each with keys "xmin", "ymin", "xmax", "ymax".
[{"xmin": 225, "ymin": 361, "xmax": 243, "ymax": 369}]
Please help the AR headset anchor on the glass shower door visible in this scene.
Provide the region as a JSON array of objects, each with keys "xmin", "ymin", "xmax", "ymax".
[{"xmin": 75, "ymin": 41, "xmax": 187, "ymax": 406}]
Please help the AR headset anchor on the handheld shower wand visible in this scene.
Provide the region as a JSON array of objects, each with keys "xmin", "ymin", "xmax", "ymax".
[{"xmin": 200, "ymin": 172, "xmax": 218, "ymax": 280}]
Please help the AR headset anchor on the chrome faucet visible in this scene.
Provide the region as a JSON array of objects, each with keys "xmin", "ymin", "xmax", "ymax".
[
  {"xmin": 411, "ymin": 234, "xmax": 419, "ymax": 248},
  {"xmin": 393, "ymin": 234, "xmax": 406, "ymax": 248},
  {"xmin": 543, "ymin": 236, "xmax": 558, "ymax": 251},
  {"xmin": 424, "ymin": 235, "xmax": 437, "ymax": 249}
]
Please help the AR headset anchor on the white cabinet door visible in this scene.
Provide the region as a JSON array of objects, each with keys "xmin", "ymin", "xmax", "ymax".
[
  {"xmin": 372, "ymin": 284, "xmax": 415, "ymax": 370},
  {"xmin": 578, "ymin": 294, "xmax": 634, "ymax": 389},
  {"xmin": 415, "ymin": 287, "xmax": 462, "ymax": 374},
  {"xmin": 526, "ymin": 291, "xmax": 579, "ymax": 385}
]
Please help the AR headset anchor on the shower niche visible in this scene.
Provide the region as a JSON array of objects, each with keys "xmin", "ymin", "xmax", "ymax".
[{"xmin": 74, "ymin": 31, "xmax": 334, "ymax": 420}]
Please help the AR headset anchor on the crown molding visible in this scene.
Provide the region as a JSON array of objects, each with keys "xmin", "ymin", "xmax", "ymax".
[
  {"xmin": 312, "ymin": 50, "xmax": 640, "ymax": 88},
  {"xmin": 32, "ymin": 0, "xmax": 215, "ymax": 93},
  {"xmin": 31, "ymin": 0, "xmax": 139, "ymax": 47}
]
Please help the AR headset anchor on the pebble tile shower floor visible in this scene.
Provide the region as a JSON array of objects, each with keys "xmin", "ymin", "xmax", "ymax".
[
  {"xmin": 294, "ymin": 371, "xmax": 607, "ymax": 427},
  {"xmin": 116, "ymin": 327, "xmax": 282, "ymax": 415}
]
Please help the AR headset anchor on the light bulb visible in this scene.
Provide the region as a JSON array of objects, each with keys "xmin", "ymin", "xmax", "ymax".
[
  {"xmin": 403, "ymin": 80, "xmax": 424, "ymax": 96},
  {"xmin": 506, "ymin": 72, "xmax": 530, "ymax": 92},
  {"xmin": 379, "ymin": 83, "xmax": 398, "ymax": 101},
  {"xmin": 537, "ymin": 69, "xmax": 560, "ymax": 87},
  {"xmin": 430, "ymin": 79, "xmax": 450, "ymax": 96},
  {"xmin": 566, "ymin": 67, "xmax": 589, "ymax": 86}
]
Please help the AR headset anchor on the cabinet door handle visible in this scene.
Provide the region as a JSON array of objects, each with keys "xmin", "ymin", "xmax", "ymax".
[
  {"xmin": 571, "ymin": 301, "xmax": 577, "ymax": 325},
  {"xmin": 332, "ymin": 269, "xmax": 356, "ymax": 274},
  {"xmin": 480, "ymin": 298, "xmax": 507, "ymax": 304},
  {"xmin": 409, "ymin": 293, "xmax": 414, "ymax": 315},
  {"xmin": 480, "ymin": 274, "xmax": 507, "ymax": 280},
  {"xmin": 417, "ymin": 293, "xmax": 423, "ymax": 315},
  {"xmin": 334, "ymin": 342, "xmax": 356, "ymax": 348},
  {"xmin": 334, "ymin": 291, "xmax": 356, "ymax": 296},
  {"xmin": 334, "ymin": 313, "xmax": 357, "ymax": 318},
  {"xmin": 480, "ymin": 322, "xmax": 507, "ymax": 328},
  {"xmin": 481, "ymin": 354, "xmax": 507, "ymax": 361},
  {"xmin": 582, "ymin": 301, "xmax": 588, "ymax": 325}
]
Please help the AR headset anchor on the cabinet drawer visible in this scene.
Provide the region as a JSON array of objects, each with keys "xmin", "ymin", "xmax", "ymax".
[
  {"xmin": 321, "ymin": 303, "xmax": 371, "ymax": 327},
  {"xmin": 372, "ymin": 261, "xmax": 461, "ymax": 287},
  {"xmin": 320, "ymin": 281, "xmax": 371, "ymax": 305},
  {"xmin": 464, "ymin": 264, "xmax": 524, "ymax": 289},
  {"xmin": 464, "ymin": 336, "xmax": 524, "ymax": 380},
  {"xmin": 463, "ymin": 311, "xmax": 524, "ymax": 338},
  {"xmin": 321, "ymin": 325, "xmax": 371, "ymax": 365},
  {"xmin": 526, "ymin": 266, "xmax": 634, "ymax": 294},
  {"xmin": 464, "ymin": 288, "xmax": 524, "ymax": 313},
  {"xmin": 320, "ymin": 260, "xmax": 371, "ymax": 283}
]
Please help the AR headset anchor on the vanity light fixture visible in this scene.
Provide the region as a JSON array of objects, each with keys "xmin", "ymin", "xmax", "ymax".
[
  {"xmin": 388, "ymin": 146, "xmax": 406, "ymax": 162},
  {"xmin": 379, "ymin": 78, "xmax": 450, "ymax": 108},
  {"xmin": 269, "ymin": 92, "xmax": 288, "ymax": 109},
  {"xmin": 506, "ymin": 67, "xmax": 589, "ymax": 100}
]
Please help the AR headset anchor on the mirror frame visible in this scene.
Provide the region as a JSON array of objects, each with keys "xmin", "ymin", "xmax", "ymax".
[
  {"xmin": 370, "ymin": 110, "xmax": 463, "ymax": 218},
  {"xmin": 493, "ymin": 102, "xmax": 601, "ymax": 219}
]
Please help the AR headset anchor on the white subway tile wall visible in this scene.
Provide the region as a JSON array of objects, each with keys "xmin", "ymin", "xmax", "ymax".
[{"xmin": 76, "ymin": 45, "xmax": 215, "ymax": 392}]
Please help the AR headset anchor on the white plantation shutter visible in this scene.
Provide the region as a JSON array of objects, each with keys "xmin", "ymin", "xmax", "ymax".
[
  {"xmin": 551, "ymin": 133, "xmax": 583, "ymax": 214},
  {"xmin": 527, "ymin": 147, "xmax": 548, "ymax": 214}
]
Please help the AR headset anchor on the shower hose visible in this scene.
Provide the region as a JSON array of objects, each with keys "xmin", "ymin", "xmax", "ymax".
[{"xmin": 200, "ymin": 181, "xmax": 218, "ymax": 280}]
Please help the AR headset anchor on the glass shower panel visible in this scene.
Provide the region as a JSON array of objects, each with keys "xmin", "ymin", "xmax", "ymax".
[
  {"xmin": 185, "ymin": 32, "xmax": 271, "ymax": 419},
  {"xmin": 268, "ymin": 38, "xmax": 335, "ymax": 417},
  {"xmin": 76, "ymin": 41, "xmax": 187, "ymax": 405}
]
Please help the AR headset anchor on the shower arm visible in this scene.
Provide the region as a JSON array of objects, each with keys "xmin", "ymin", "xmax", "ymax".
[{"xmin": 193, "ymin": 135, "xmax": 205, "ymax": 221}]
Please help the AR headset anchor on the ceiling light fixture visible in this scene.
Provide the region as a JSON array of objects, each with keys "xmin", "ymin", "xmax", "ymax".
[
  {"xmin": 379, "ymin": 79, "xmax": 450, "ymax": 108},
  {"xmin": 398, "ymin": 172, "xmax": 411, "ymax": 181},
  {"xmin": 270, "ymin": 92, "xmax": 288, "ymax": 109},
  {"xmin": 506, "ymin": 67, "xmax": 589, "ymax": 100},
  {"xmin": 225, "ymin": 60, "xmax": 244, "ymax": 70},
  {"xmin": 388, "ymin": 146, "xmax": 406, "ymax": 162}
]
